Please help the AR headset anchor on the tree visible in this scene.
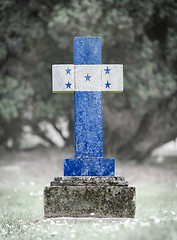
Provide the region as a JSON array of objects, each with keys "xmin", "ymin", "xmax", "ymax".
[{"xmin": 0, "ymin": 0, "xmax": 176, "ymax": 161}]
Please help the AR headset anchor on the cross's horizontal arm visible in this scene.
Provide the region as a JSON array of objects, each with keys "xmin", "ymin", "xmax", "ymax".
[{"xmin": 52, "ymin": 64, "xmax": 123, "ymax": 93}]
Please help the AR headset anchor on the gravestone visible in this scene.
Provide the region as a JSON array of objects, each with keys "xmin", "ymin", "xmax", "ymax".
[{"xmin": 44, "ymin": 37, "xmax": 136, "ymax": 218}]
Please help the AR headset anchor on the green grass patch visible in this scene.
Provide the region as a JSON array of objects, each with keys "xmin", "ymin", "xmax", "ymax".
[{"xmin": 0, "ymin": 180, "xmax": 177, "ymax": 239}]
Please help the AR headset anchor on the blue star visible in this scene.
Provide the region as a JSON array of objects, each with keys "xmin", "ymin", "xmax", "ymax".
[
  {"xmin": 105, "ymin": 81, "xmax": 111, "ymax": 88},
  {"xmin": 104, "ymin": 66, "xmax": 111, "ymax": 74},
  {"xmin": 65, "ymin": 81, "xmax": 72, "ymax": 89},
  {"xmin": 84, "ymin": 74, "xmax": 91, "ymax": 81},
  {"xmin": 65, "ymin": 67, "xmax": 71, "ymax": 75}
]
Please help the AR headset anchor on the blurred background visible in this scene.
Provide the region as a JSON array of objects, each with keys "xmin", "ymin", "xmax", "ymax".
[
  {"xmin": 0, "ymin": 0, "xmax": 177, "ymax": 166},
  {"xmin": 1, "ymin": 2, "xmax": 177, "ymax": 238}
]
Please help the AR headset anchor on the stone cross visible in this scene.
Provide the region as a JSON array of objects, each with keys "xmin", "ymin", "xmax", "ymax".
[{"xmin": 52, "ymin": 37, "xmax": 123, "ymax": 176}]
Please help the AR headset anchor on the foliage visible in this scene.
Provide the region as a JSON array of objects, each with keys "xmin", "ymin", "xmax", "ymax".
[{"xmin": 0, "ymin": 0, "xmax": 176, "ymax": 159}]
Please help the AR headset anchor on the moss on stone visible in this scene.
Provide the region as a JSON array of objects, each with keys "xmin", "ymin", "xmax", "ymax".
[{"xmin": 44, "ymin": 177, "xmax": 136, "ymax": 218}]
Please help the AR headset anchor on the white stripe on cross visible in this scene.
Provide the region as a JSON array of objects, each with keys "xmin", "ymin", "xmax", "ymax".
[{"xmin": 52, "ymin": 64, "xmax": 123, "ymax": 92}]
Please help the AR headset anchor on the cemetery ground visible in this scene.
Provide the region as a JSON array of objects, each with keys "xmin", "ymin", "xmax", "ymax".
[{"xmin": 0, "ymin": 147, "xmax": 177, "ymax": 240}]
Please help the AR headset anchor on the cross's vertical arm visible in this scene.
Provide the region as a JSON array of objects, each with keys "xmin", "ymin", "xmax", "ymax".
[{"xmin": 74, "ymin": 37, "xmax": 103, "ymax": 159}]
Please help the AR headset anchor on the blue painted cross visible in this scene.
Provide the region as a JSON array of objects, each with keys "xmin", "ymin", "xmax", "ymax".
[{"xmin": 52, "ymin": 37, "xmax": 123, "ymax": 176}]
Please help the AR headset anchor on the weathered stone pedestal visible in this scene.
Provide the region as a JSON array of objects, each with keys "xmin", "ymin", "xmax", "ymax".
[{"xmin": 44, "ymin": 176, "xmax": 136, "ymax": 218}]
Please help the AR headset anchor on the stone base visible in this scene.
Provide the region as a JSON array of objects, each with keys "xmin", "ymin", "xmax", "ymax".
[{"xmin": 44, "ymin": 176, "xmax": 136, "ymax": 218}]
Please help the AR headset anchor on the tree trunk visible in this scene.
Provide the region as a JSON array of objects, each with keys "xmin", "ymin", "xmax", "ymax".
[{"xmin": 103, "ymin": 90, "xmax": 177, "ymax": 161}]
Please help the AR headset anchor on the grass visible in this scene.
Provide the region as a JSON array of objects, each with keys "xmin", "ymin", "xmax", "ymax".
[
  {"xmin": 0, "ymin": 179, "xmax": 177, "ymax": 240},
  {"xmin": 0, "ymin": 147, "xmax": 177, "ymax": 240}
]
